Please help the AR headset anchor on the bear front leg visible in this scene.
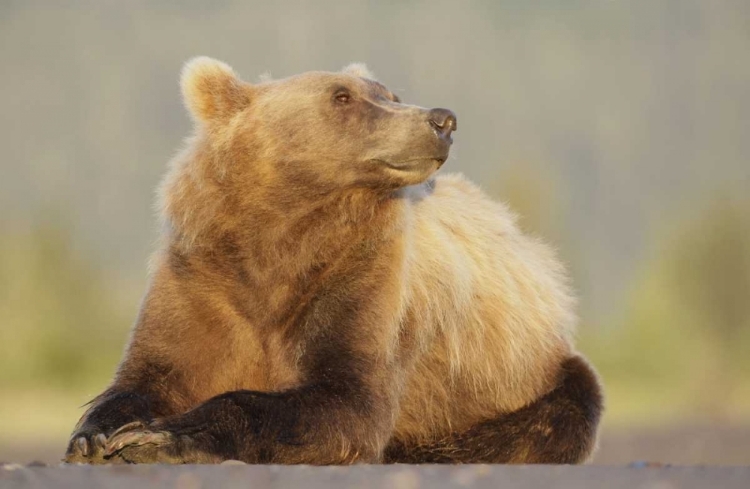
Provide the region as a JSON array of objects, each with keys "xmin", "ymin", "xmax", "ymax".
[
  {"xmin": 105, "ymin": 378, "xmax": 395, "ymax": 464},
  {"xmin": 104, "ymin": 322, "xmax": 400, "ymax": 465},
  {"xmin": 65, "ymin": 390, "xmax": 155, "ymax": 464},
  {"xmin": 104, "ymin": 244, "xmax": 404, "ymax": 464}
]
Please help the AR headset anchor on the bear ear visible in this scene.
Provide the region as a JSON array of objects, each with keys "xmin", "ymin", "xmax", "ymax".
[
  {"xmin": 180, "ymin": 56, "xmax": 250, "ymax": 123},
  {"xmin": 341, "ymin": 62, "xmax": 376, "ymax": 80}
]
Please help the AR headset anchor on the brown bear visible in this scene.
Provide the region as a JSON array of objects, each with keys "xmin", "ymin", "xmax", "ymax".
[{"xmin": 64, "ymin": 57, "xmax": 602, "ymax": 465}]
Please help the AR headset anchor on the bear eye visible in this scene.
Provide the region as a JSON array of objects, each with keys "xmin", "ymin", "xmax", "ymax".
[{"xmin": 334, "ymin": 89, "xmax": 352, "ymax": 104}]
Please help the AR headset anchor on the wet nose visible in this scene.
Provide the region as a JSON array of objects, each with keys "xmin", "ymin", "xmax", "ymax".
[{"xmin": 428, "ymin": 108, "xmax": 458, "ymax": 139}]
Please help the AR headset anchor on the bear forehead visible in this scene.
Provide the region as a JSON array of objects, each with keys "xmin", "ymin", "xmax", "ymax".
[{"xmin": 261, "ymin": 71, "xmax": 393, "ymax": 97}]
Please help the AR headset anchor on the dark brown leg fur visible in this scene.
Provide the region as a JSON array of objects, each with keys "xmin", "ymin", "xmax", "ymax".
[
  {"xmin": 383, "ymin": 356, "xmax": 603, "ymax": 464},
  {"xmin": 104, "ymin": 384, "xmax": 374, "ymax": 464}
]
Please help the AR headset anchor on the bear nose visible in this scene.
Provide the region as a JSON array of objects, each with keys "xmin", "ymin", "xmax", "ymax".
[{"xmin": 428, "ymin": 108, "xmax": 458, "ymax": 139}]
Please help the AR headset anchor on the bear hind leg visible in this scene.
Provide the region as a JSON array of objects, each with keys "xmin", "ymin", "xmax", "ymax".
[{"xmin": 383, "ymin": 355, "xmax": 603, "ymax": 464}]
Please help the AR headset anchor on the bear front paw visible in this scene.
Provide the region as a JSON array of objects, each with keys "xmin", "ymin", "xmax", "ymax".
[{"xmin": 103, "ymin": 420, "xmax": 220, "ymax": 464}]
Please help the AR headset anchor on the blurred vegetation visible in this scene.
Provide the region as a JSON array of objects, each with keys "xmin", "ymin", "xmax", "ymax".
[
  {"xmin": 582, "ymin": 197, "xmax": 750, "ymax": 424},
  {"xmin": 0, "ymin": 220, "xmax": 134, "ymax": 443},
  {"xmin": 0, "ymin": 222, "xmax": 125, "ymax": 389}
]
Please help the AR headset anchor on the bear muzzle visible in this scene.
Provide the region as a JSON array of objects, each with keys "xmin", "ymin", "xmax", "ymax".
[{"xmin": 428, "ymin": 108, "xmax": 457, "ymax": 144}]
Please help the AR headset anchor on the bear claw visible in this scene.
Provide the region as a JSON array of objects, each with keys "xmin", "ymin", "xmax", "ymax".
[
  {"xmin": 76, "ymin": 437, "xmax": 89, "ymax": 457},
  {"xmin": 104, "ymin": 429, "xmax": 171, "ymax": 458},
  {"xmin": 65, "ymin": 431, "xmax": 111, "ymax": 464}
]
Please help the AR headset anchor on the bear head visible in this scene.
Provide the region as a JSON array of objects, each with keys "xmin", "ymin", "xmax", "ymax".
[{"xmin": 179, "ymin": 57, "xmax": 457, "ymax": 192}]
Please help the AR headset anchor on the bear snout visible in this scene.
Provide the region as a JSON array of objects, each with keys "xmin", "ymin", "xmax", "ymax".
[{"xmin": 428, "ymin": 108, "xmax": 457, "ymax": 142}]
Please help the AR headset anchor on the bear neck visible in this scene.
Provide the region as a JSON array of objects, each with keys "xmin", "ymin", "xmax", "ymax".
[{"xmin": 159, "ymin": 159, "xmax": 406, "ymax": 279}]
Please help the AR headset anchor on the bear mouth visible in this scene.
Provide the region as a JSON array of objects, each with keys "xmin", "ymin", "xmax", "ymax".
[{"xmin": 379, "ymin": 157, "xmax": 447, "ymax": 171}]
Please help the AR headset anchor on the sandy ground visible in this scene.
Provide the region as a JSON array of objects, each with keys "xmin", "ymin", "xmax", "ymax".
[
  {"xmin": 2, "ymin": 424, "xmax": 749, "ymax": 467},
  {"xmin": 594, "ymin": 424, "xmax": 750, "ymax": 466},
  {"xmin": 2, "ymin": 464, "xmax": 750, "ymax": 489}
]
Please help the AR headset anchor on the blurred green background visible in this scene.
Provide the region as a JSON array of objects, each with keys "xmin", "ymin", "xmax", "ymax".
[{"xmin": 1, "ymin": 0, "xmax": 749, "ymax": 464}]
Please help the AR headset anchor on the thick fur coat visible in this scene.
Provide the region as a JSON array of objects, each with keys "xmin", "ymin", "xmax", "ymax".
[{"xmin": 65, "ymin": 58, "xmax": 602, "ymax": 465}]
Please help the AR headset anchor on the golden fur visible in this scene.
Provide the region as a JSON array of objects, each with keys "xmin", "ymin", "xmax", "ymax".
[{"xmin": 65, "ymin": 57, "xmax": 600, "ymax": 465}]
